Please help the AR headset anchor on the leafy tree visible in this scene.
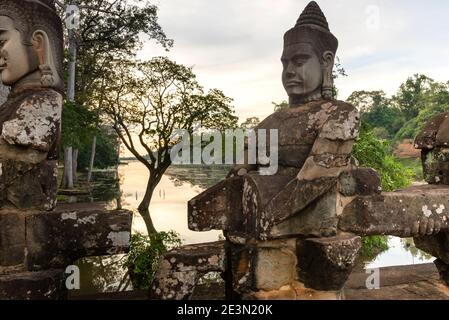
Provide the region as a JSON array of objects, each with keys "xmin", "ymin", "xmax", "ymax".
[
  {"xmin": 102, "ymin": 57, "xmax": 238, "ymax": 234},
  {"xmin": 272, "ymin": 101, "xmax": 289, "ymax": 112},
  {"xmin": 347, "ymin": 90, "xmax": 404, "ymax": 138},
  {"xmin": 77, "ymin": 127, "xmax": 119, "ymax": 170},
  {"xmin": 332, "ymin": 56, "xmax": 347, "ymax": 99},
  {"xmin": 241, "ymin": 117, "xmax": 260, "ymax": 129},
  {"xmin": 58, "ymin": 0, "xmax": 173, "ymax": 187},
  {"xmin": 393, "ymin": 74, "xmax": 434, "ymax": 122},
  {"xmin": 395, "ymin": 81, "xmax": 449, "ymax": 140}
]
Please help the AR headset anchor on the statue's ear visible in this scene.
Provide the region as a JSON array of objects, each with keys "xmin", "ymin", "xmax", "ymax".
[
  {"xmin": 322, "ymin": 51, "xmax": 335, "ymax": 100},
  {"xmin": 31, "ymin": 30, "xmax": 54, "ymax": 87},
  {"xmin": 31, "ymin": 31, "xmax": 46, "ymax": 66},
  {"xmin": 322, "ymin": 51, "xmax": 335, "ymax": 69}
]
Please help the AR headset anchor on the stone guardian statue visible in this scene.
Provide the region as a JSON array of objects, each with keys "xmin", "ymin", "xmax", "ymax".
[{"xmin": 0, "ymin": 0, "xmax": 63, "ymax": 210}]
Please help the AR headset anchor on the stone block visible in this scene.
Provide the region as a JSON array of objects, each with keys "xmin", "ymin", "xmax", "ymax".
[
  {"xmin": 0, "ymin": 269, "xmax": 65, "ymax": 300},
  {"xmin": 254, "ymin": 246, "xmax": 297, "ymax": 291},
  {"xmin": 297, "ymin": 236, "xmax": 361, "ymax": 291},
  {"xmin": 339, "ymin": 185, "xmax": 449, "ymax": 237},
  {"xmin": 422, "ymin": 149, "xmax": 449, "ymax": 185},
  {"xmin": 0, "ymin": 160, "xmax": 58, "ymax": 211},
  {"xmin": 0, "ymin": 210, "xmax": 26, "ymax": 267},
  {"xmin": 434, "ymin": 259, "xmax": 449, "ymax": 286},
  {"xmin": 338, "ymin": 168, "xmax": 381, "ymax": 196},
  {"xmin": 188, "ymin": 177, "xmax": 244, "ymax": 232},
  {"xmin": 414, "ymin": 232, "xmax": 449, "ymax": 265},
  {"xmin": 150, "ymin": 241, "xmax": 225, "ymax": 300},
  {"xmin": 25, "ymin": 208, "xmax": 132, "ymax": 271}
]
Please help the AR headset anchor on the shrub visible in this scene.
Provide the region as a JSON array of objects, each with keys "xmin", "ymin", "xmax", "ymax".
[
  {"xmin": 353, "ymin": 122, "xmax": 414, "ymax": 191},
  {"xmin": 123, "ymin": 231, "xmax": 182, "ymax": 290}
]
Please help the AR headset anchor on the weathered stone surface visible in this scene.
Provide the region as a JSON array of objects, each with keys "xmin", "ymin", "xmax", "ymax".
[
  {"xmin": 150, "ymin": 241, "xmax": 225, "ymax": 300},
  {"xmin": 269, "ymin": 186, "xmax": 339, "ymax": 238},
  {"xmin": 422, "ymin": 148, "xmax": 449, "ymax": 185},
  {"xmin": 338, "ymin": 168, "xmax": 382, "ymax": 196},
  {"xmin": 339, "ymin": 185, "xmax": 449, "ymax": 237},
  {"xmin": 188, "ymin": 177, "xmax": 243, "ymax": 232},
  {"xmin": 0, "ymin": 160, "xmax": 58, "ymax": 210},
  {"xmin": 415, "ymin": 112, "xmax": 449, "ymax": 150},
  {"xmin": 0, "ymin": 269, "xmax": 65, "ymax": 300},
  {"xmin": 414, "ymin": 232, "xmax": 449, "ymax": 265},
  {"xmin": 225, "ymin": 242, "xmax": 254, "ymax": 298},
  {"xmin": 434, "ymin": 259, "xmax": 449, "ymax": 286},
  {"xmin": 296, "ymin": 236, "xmax": 361, "ymax": 291},
  {"xmin": 0, "ymin": 83, "xmax": 8, "ymax": 106},
  {"xmin": 25, "ymin": 207, "xmax": 132, "ymax": 271},
  {"xmin": 0, "ymin": 210, "xmax": 25, "ymax": 268},
  {"xmin": 0, "ymin": 89, "xmax": 62, "ymax": 210},
  {"xmin": 254, "ymin": 244, "xmax": 297, "ymax": 291},
  {"xmin": 2, "ymin": 90, "xmax": 62, "ymax": 153},
  {"xmin": 241, "ymin": 174, "xmax": 292, "ymax": 239},
  {"xmin": 263, "ymin": 177, "xmax": 338, "ymax": 236},
  {"xmin": 415, "ymin": 113, "xmax": 449, "ymax": 185}
]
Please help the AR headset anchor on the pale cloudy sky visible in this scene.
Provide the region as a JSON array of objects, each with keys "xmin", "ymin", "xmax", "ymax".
[{"xmin": 139, "ymin": 0, "xmax": 449, "ymax": 122}]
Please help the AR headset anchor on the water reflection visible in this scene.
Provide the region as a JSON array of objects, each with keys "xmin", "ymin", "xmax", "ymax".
[{"xmin": 366, "ymin": 237, "xmax": 435, "ymax": 269}]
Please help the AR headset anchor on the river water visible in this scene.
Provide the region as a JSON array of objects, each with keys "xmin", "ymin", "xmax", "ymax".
[{"xmin": 70, "ymin": 160, "xmax": 434, "ymax": 296}]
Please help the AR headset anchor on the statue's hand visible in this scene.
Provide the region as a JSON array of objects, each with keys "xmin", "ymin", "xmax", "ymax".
[{"xmin": 412, "ymin": 218, "xmax": 441, "ymax": 237}]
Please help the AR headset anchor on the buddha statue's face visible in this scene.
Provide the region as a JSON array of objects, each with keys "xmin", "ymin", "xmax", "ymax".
[
  {"xmin": 281, "ymin": 43, "xmax": 323, "ymax": 99},
  {"xmin": 0, "ymin": 16, "xmax": 38, "ymax": 86}
]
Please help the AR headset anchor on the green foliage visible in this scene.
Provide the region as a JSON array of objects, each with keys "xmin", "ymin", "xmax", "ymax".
[
  {"xmin": 241, "ymin": 117, "xmax": 260, "ymax": 129},
  {"xmin": 347, "ymin": 90, "xmax": 405, "ymax": 139},
  {"xmin": 61, "ymin": 101, "xmax": 97, "ymax": 150},
  {"xmin": 272, "ymin": 101, "xmax": 289, "ymax": 112},
  {"xmin": 332, "ymin": 56, "xmax": 347, "ymax": 99},
  {"xmin": 123, "ymin": 231, "xmax": 182, "ymax": 290},
  {"xmin": 353, "ymin": 122, "xmax": 414, "ymax": 191},
  {"xmin": 359, "ymin": 236, "xmax": 389, "ymax": 260},
  {"xmin": 348, "ymin": 74, "xmax": 449, "ymax": 142},
  {"xmin": 77, "ymin": 128, "xmax": 119, "ymax": 170},
  {"xmin": 395, "ymin": 81, "xmax": 449, "ymax": 140},
  {"xmin": 393, "ymin": 74, "xmax": 434, "ymax": 121}
]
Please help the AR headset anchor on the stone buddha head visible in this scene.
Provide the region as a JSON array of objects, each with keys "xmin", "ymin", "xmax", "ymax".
[
  {"xmin": 0, "ymin": 0, "xmax": 63, "ymax": 92},
  {"xmin": 282, "ymin": 1, "xmax": 338, "ymax": 105}
]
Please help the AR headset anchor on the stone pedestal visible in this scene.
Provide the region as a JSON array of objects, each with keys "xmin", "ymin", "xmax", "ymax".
[{"xmin": 0, "ymin": 203, "xmax": 133, "ymax": 299}]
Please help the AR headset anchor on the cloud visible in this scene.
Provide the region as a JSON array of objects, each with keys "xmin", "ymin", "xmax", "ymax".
[{"xmin": 140, "ymin": 0, "xmax": 449, "ymax": 121}]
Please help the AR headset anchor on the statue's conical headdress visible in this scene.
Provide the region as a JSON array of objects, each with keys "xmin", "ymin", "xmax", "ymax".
[{"xmin": 284, "ymin": 1, "xmax": 338, "ymax": 57}]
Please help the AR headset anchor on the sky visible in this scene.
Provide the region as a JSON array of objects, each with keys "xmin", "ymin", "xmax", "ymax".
[{"xmin": 139, "ymin": 0, "xmax": 449, "ymax": 122}]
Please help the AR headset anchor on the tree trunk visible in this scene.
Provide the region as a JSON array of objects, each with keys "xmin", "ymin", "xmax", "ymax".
[
  {"xmin": 138, "ymin": 175, "xmax": 158, "ymax": 235},
  {"xmin": 87, "ymin": 135, "xmax": 97, "ymax": 183},
  {"xmin": 72, "ymin": 148, "xmax": 78, "ymax": 184},
  {"xmin": 63, "ymin": 146, "xmax": 74, "ymax": 189},
  {"xmin": 140, "ymin": 209, "xmax": 157, "ymax": 235}
]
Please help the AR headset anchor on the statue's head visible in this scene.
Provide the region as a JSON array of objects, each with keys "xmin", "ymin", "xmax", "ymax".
[
  {"xmin": 282, "ymin": 1, "xmax": 338, "ymax": 104},
  {"xmin": 0, "ymin": 0, "xmax": 63, "ymax": 92}
]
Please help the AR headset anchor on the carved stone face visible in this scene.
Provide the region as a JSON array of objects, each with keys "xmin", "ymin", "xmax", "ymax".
[
  {"xmin": 0, "ymin": 16, "xmax": 38, "ymax": 86},
  {"xmin": 281, "ymin": 43, "xmax": 323, "ymax": 99}
]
